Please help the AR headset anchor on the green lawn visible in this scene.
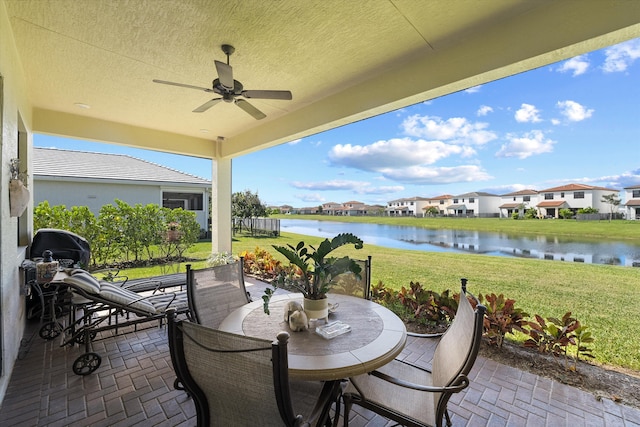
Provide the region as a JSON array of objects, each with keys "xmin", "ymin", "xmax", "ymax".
[
  {"xmin": 232, "ymin": 231, "xmax": 640, "ymax": 372},
  {"xmin": 114, "ymin": 220, "xmax": 640, "ymax": 372}
]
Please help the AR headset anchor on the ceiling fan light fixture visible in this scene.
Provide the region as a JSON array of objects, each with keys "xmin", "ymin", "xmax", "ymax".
[{"xmin": 153, "ymin": 44, "xmax": 292, "ymax": 120}]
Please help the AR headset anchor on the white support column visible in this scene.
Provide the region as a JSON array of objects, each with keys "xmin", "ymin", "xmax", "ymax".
[{"xmin": 211, "ymin": 158, "xmax": 232, "ymax": 254}]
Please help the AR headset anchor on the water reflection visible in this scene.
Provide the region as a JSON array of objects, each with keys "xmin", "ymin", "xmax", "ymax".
[{"xmin": 281, "ymin": 219, "xmax": 640, "ymax": 267}]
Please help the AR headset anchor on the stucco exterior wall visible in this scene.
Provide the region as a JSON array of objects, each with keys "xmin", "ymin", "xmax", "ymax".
[
  {"xmin": 0, "ymin": 1, "xmax": 33, "ymax": 403},
  {"xmin": 34, "ymin": 180, "xmax": 162, "ymax": 213},
  {"xmin": 34, "ymin": 179, "xmax": 210, "ymax": 232}
]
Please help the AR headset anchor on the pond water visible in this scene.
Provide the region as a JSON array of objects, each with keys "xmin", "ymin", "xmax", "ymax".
[{"xmin": 281, "ymin": 219, "xmax": 640, "ymax": 267}]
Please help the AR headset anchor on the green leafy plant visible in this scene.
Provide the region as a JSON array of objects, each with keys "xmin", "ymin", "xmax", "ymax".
[
  {"xmin": 479, "ymin": 293, "xmax": 529, "ymax": 348},
  {"xmin": 240, "ymin": 246, "xmax": 286, "ymax": 281},
  {"xmin": 573, "ymin": 324, "xmax": 595, "ymax": 365},
  {"xmin": 396, "ymin": 282, "xmax": 457, "ymax": 327},
  {"xmin": 524, "ymin": 311, "xmax": 594, "ymax": 370},
  {"xmin": 369, "ymin": 281, "xmax": 395, "ymax": 304},
  {"xmin": 262, "ymin": 233, "xmax": 363, "ymax": 314},
  {"xmin": 205, "ymin": 251, "xmax": 237, "ymax": 267}
]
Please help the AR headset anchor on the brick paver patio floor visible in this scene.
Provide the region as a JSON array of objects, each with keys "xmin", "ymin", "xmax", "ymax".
[{"xmin": 1, "ymin": 278, "xmax": 639, "ymax": 426}]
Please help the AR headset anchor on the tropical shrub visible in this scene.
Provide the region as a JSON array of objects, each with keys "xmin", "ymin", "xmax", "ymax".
[
  {"xmin": 479, "ymin": 293, "xmax": 529, "ymax": 348},
  {"xmin": 240, "ymin": 246, "xmax": 286, "ymax": 280},
  {"xmin": 524, "ymin": 312, "xmax": 594, "ymax": 370},
  {"xmin": 396, "ymin": 282, "xmax": 457, "ymax": 327},
  {"xmin": 34, "ymin": 200, "xmax": 199, "ymax": 268}
]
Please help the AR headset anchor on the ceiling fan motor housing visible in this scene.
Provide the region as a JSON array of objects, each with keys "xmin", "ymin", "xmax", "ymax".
[{"xmin": 213, "ymin": 78, "xmax": 243, "ymax": 94}]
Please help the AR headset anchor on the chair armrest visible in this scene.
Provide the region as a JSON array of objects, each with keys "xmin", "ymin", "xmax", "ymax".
[{"xmin": 368, "ymin": 370, "xmax": 470, "ymax": 394}]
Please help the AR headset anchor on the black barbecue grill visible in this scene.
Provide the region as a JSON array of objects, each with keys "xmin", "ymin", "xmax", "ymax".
[{"xmin": 22, "ymin": 229, "xmax": 91, "ymax": 339}]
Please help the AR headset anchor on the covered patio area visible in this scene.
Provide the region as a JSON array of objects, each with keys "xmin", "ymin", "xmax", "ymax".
[
  {"xmin": 2, "ymin": 0, "xmax": 640, "ymax": 416},
  {"xmin": 2, "ymin": 280, "xmax": 640, "ymax": 426}
]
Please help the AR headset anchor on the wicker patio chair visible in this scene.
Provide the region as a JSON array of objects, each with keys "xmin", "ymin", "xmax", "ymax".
[
  {"xmin": 341, "ymin": 281, "xmax": 486, "ymax": 427},
  {"xmin": 329, "ymin": 256, "xmax": 372, "ymax": 300},
  {"xmin": 167, "ymin": 310, "xmax": 333, "ymax": 426},
  {"xmin": 186, "ymin": 258, "xmax": 251, "ymax": 328}
]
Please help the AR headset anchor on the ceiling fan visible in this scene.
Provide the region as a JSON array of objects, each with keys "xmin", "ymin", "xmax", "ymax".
[{"xmin": 153, "ymin": 44, "xmax": 292, "ymax": 120}]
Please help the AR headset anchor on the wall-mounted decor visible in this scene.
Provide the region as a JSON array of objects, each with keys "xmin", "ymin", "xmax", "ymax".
[{"xmin": 9, "ymin": 158, "xmax": 29, "ymax": 217}]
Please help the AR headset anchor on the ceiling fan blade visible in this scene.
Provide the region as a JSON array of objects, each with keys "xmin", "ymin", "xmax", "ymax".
[
  {"xmin": 242, "ymin": 90, "xmax": 292, "ymax": 100},
  {"xmin": 215, "ymin": 60, "xmax": 234, "ymax": 90},
  {"xmin": 193, "ymin": 98, "xmax": 222, "ymax": 113},
  {"xmin": 153, "ymin": 79, "xmax": 213, "ymax": 92},
  {"xmin": 235, "ymin": 99, "xmax": 266, "ymax": 120}
]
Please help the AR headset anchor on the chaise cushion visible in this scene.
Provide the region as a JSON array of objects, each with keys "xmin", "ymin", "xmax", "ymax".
[
  {"xmin": 63, "ymin": 271, "xmax": 101, "ymax": 295},
  {"xmin": 147, "ymin": 291, "xmax": 189, "ymax": 313},
  {"xmin": 99, "ymin": 283, "xmax": 157, "ymax": 314}
]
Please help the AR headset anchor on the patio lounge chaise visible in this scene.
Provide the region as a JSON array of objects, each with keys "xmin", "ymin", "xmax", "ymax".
[{"xmin": 61, "ymin": 269, "xmax": 189, "ymax": 375}]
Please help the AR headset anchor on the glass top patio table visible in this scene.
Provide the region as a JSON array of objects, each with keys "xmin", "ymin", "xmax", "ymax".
[{"xmin": 218, "ymin": 293, "xmax": 407, "ymax": 382}]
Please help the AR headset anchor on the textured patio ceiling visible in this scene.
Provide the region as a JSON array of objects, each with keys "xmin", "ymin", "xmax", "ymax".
[{"xmin": 4, "ymin": 0, "xmax": 639, "ymax": 160}]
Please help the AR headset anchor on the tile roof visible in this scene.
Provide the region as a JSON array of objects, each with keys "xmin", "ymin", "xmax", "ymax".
[
  {"xmin": 499, "ymin": 203, "xmax": 522, "ymax": 209},
  {"xmin": 536, "ymin": 200, "xmax": 568, "ymax": 208},
  {"xmin": 33, "ymin": 148, "xmax": 210, "ymax": 185},
  {"xmin": 428, "ymin": 194, "xmax": 453, "ymax": 201},
  {"xmin": 456, "ymin": 191, "xmax": 499, "ymax": 197},
  {"xmin": 625, "ymin": 199, "xmax": 640, "ymax": 206},
  {"xmin": 501, "ymin": 189, "xmax": 539, "ymax": 196},
  {"xmin": 539, "ymin": 183, "xmax": 618, "ymax": 192}
]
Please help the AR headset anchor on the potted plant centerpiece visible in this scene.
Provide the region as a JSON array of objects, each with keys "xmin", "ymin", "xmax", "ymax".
[{"xmin": 262, "ymin": 233, "xmax": 364, "ymax": 319}]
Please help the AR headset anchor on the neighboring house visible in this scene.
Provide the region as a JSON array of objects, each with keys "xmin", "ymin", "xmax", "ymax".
[
  {"xmin": 423, "ymin": 194, "xmax": 453, "ymax": 216},
  {"xmin": 269, "ymin": 205, "xmax": 293, "ymax": 214},
  {"xmin": 341, "ymin": 200, "xmax": 367, "ymax": 216},
  {"xmin": 320, "ymin": 202, "xmax": 342, "ymax": 215},
  {"xmin": 499, "ymin": 189, "xmax": 540, "ymax": 218},
  {"xmin": 623, "ymin": 185, "xmax": 640, "ymax": 220},
  {"xmin": 386, "ymin": 197, "xmax": 430, "ymax": 217},
  {"xmin": 33, "ymin": 148, "xmax": 211, "ymax": 232},
  {"xmin": 296, "ymin": 206, "xmax": 320, "ymax": 214},
  {"xmin": 446, "ymin": 192, "xmax": 501, "ymax": 217},
  {"xmin": 536, "ymin": 183, "xmax": 619, "ymax": 218}
]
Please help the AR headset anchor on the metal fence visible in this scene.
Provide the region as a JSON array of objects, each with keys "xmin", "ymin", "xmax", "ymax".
[{"xmin": 232, "ymin": 217, "xmax": 280, "ymax": 236}]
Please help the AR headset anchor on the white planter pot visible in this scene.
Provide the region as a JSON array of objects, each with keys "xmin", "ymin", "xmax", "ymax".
[{"xmin": 303, "ymin": 297, "xmax": 329, "ymax": 322}]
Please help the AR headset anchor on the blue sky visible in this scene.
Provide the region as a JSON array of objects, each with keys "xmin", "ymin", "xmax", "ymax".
[{"xmin": 35, "ymin": 38, "xmax": 640, "ymax": 208}]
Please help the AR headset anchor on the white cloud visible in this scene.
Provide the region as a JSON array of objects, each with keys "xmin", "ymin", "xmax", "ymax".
[
  {"xmin": 576, "ymin": 169, "xmax": 640, "ymax": 190},
  {"xmin": 557, "ymin": 55, "xmax": 590, "ymax": 76},
  {"xmin": 381, "ymin": 165, "xmax": 493, "ymax": 184},
  {"xmin": 287, "ymin": 139, "xmax": 301, "ymax": 145},
  {"xmin": 479, "ymin": 183, "xmax": 538, "ymax": 195},
  {"xmin": 465, "ymin": 85, "xmax": 482, "ymax": 93},
  {"xmin": 496, "ymin": 130, "xmax": 555, "ymax": 159},
  {"xmin": 514, "ymin": 104, "xmax": 542, "ymax": 123},
  {"xmin": 602, "ymin": 39, "xmax": 640, "ymax": 73},
  {"xmin": 556, "ymin": 100, "xmax": 594, "ymax": 122},
  {"xmin": 477, "ymin": 105, "xmax": 493, "ymax": 116},
  {"xmin": 290, "ymin": 179, "xmax": 370, "ymax": 190},
  {"xmin": 355, "ymin": 185, "xmax": 405, "ymax": 195},
  {"xmin": 401, "ymin": 115, "xmax": 497, "ymax": 145},
  {"xmin": 291, "ymin": 180, "xmax": 403, "ymax": 196},
  {"xmin": 328, "ymin": 138, "xmax": 464, "ymax": 170},
  {"xmin": 295, "ymin": 193, "xmax": 325, "ymax": 203}
]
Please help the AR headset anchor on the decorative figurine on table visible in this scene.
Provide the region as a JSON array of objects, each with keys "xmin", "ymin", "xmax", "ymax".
[{"xmin": 284, "ymin": 301, "xmax": 308, "ymax": 332}]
